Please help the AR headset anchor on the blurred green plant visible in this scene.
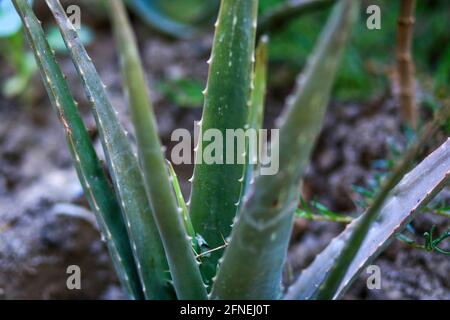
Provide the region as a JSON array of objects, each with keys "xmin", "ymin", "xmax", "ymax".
[
  {"xmin": 0, "ymin": 0, "xmax": 37, "ymax": 98},
  {"xmin": 157, "ymin": 78, "xmax": 204, "ymax": 108},
  {"xmin": 261, "ymin": 0, "xmax": 450, "ymax": 101},
  {"xmin": 124, "ymin": 0, "xmax": 450, "ymax": 101}
]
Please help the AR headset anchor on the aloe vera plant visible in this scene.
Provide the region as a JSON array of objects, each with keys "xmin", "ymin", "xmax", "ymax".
[{"xmin": 14, "ymin": 0, "xmax": 450, "ymax": 300}]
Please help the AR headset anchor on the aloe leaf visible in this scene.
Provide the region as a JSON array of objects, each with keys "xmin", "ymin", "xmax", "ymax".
[
  {"xmin": 107, "ymin": 0, "xmax": 207, "ymax": 299},
  {"xmin": 257, "ymin": 0, "xmax": 335, "ymax": 37},
  {"xmin": 124, "ymin": 0, "xmax": 197, "ymax": 39},
  {"xmin": 292, "ymin": 106, "xmax": 450, "ymax": 300},
  {"xmin": 242, "ymin": 35, "xmax": 269, "ymax": 196},
  {"xmin": 210, "ymin": 0, "xmax": 356, "ymax": 300},
  {"xmin": 188, "ymin": 0, "xmax": 259, "ymax": 287},
  {"xmin": 249, "ymin": 36, "xmax": 268, "ymax": 134},
  {"xmin": 167, "ymin": 162, "xmax": 195, "ymax": 241},
  {"xmin": 11, "ymin": 0, "xmax": 143, "ymax": 299},
  {"xmin": 313, "ymin": 108, "xmax": 449, "ymax": 300},
  {"xmin": 285, "ymin": 138, "xmax": 450, "ymax": 300},
  {"xmin": 45, "ymin": 0, "xmax": 175, "ymax": 300}
]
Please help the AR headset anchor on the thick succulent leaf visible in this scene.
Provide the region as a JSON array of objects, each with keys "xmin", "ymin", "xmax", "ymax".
[
  {"xmin": 242, "ymin": 35, "xmax": 269, "ymax": 196},
  {"xmin": 108, "ymin": 0, "xmax": 206, "ymax": 300},
  {"xmin": 285, "ymin": 138, "xmax": 450, "ymax": 300},
  {"xmin": 249, "ymin": 36, "xmax": 268, "ymax": 133},
  {"xmin": 45, "ymin": 0, "xmax": 175, "ymax": 300},
  {"xmin": 257, "ymin": 0, "xmax": 335, "ymax": 37},
  {"xmin": 11, "ymin": 0, "xmax": 143, "ymax": 299},
  {"xmin": 188, "ymin": 0, "xmax": 259, "ymax": 287},
  {"xmin": 312, "ymin": 105, "xmax": 449, "ymax": 299},
  {"xmin": 210, "ymin": 0, "xmax": 356, "ymax": 300},
  {"xmin": 167, "ymin": 162, "xmax": 196, "ymax": 242}
]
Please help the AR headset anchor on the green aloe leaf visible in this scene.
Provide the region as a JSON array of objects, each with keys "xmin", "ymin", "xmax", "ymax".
[
  {"xmin": 45, "ymin": 0, "xmax": 175, "ymax": 300},
  {"xmin": 249, "ymin": 36, "xmax": 268, "ymax": 134},
  {"xmin": 188, "ymin": 0, "xmax": 259, "ymax": 288},
  {"xmin": 11, "ymin": 0, "xmax": 143, "ymax": 299},
  {"xmin": 285, "ymin": 138, "xmax": 450, "ymax": 300},
  {"xmin": 167, "ymin": 161, "xmax": 195, "ymax": 243},
  {"xmin": 108, "ymin": 0, "xmax": 207, "ymax": 300},
  {"xmin": 242, "ymin": 35, "xmax": 269, "ymax": 196},
  {"xmin": 311, "ymin": 106, "xmax": 450, "ymax": 299},
  {"xmin": 211, "ymin": 0, "xmax": 357, "ymax": 300}
]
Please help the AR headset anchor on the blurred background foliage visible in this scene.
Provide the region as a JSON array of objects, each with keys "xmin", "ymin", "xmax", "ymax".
[
  {"xmin": 257, "ymin": 0, "xmax": 450, "ymax": 102},
  {"xmin": 1, "ymin": 0, "xmax": 449, "ymax": 104},
  {"xmin": 128, "ymin": 0, "xmax": 450, "ymax": 105}
]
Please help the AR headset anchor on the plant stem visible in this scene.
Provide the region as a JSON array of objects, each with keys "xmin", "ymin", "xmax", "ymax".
[
  {"xmin": 188, "ymin": 0, "xmax": 259, "ymax": 287},
  {"xmin": 397, "ymin": 0, "xmax": 418, "ymax": 128}
]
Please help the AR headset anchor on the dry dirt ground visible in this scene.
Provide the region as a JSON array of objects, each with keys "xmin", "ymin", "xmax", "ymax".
[{"xmin": 0, "ymin": 16, "xmax": 449, "ymax": 299}]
